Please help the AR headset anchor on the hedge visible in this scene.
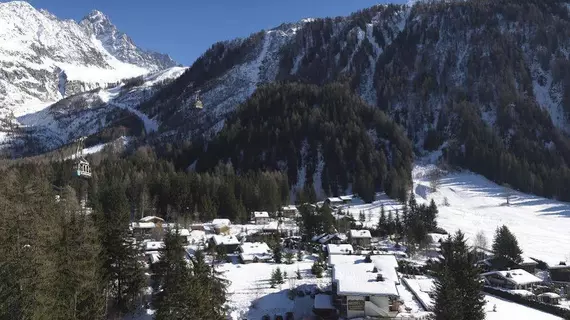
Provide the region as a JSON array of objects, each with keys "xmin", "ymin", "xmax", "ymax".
[{"xmin": 483, "ymin": 286, "xmax": 570, "ymax": 319}]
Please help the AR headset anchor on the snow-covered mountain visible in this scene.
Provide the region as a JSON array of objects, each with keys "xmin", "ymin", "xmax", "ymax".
[
  {"xmin": 11, "ymin": 67, "xmax": 186, "ymax": 154},
  {"xmin": 0, "ymin": 1, "xmax": 177, "ymax": 114},
  {"xmin": 80, "ymin": 10, "xmax": 177, "ymax": 72}
]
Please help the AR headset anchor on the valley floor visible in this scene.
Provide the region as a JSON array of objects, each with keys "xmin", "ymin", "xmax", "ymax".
[{"xmin": 344, "ymin": 164, "xmax": 570, "ymax": 265}]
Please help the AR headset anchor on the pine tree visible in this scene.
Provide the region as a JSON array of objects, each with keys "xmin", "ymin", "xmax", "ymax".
[
  {"xmin": 377, "ymin": 205, "xmax": 387, "ymax": 236},
  {"xmin": 95, "ymin": 182, "xmax": 145, "ymax": 315},
  {"xmin": 492, "ymin": 225, "xmax": 523, "ymax": 263},
  {"xmin": 359, "ymin": 210, "xmax": 366, "ymax": 222},
  {"xmin": 154, "ymin": 231, "xmax": 200, "ymax": 320},
  {"xmin": 297, "ymin": 250, "xmax": 303, "ymax": 261},
  {"xmin": 432, "ymin": 231, "xmax": 485, "ymax": 320},
  {"xmin": 284, "ymin": 251, "xmax": 294, "ymax": 264},
  {"xmin": 273, "ymin": 245, "xmax": 283, "ymax": 264},
  {"xmin": 394, "ymin": 210, "xmax": 403, "ymax": 237},
  {"xmin": 386, "ymin": 210, "xmax": 394, "ymax": 236}
]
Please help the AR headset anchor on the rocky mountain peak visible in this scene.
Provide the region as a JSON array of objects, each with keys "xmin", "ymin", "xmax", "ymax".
[{"xmin": 80, "ymin": 9, "xmax": 177, "ymax": 71}]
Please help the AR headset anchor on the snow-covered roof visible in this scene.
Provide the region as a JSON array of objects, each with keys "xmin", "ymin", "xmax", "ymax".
[
  {"xmin": 314, "ymin": 294, "xmax": 335, "ymax": 310},
  {"xmin": 145, "ymin": 241, "xmax": 165, "ymax": 251},
  {"xmin": 520, "ymin": 255, "xmax": 538, "ymax": 265},
  {"xmin": 212, "ymin": 235, "xmax": 240, "ymax": 246},
  {"xmin": 211, "ymin": 218, "xmax": 231, "ymax": 226},
  {"xmin": 549, "ymin": 263, "xmax": 570, "ymax": 270},
  {"xmin": 482, "ymin": 269, "xmax": 543, "ymax": 285},
  {"xmin": 510, "ymin": 289, "xmax": 535, "ymax": 297},
  {"xmin": 327, "ymin": 197, "xmax": 343, "ymax": 203},
  {"xmin": 332, "ymin": 254, "xmax": 400, "ymax": 296},
  {"xmin": 538, "ymin": 292, "xmax": 561, "ymax": 298},
  {"xmin": 350, "ymin": 229, "xmax": 372, "ymax": 238},
  {"xmin": 175, "ymin": 228, "xmax": 190, "ymax": 237},
  {"xmin": 239, "ymin": 242, "xmax": 273, "ymax": 262},
  {"xmin": 318, "ymin": 233, "xmax": 346, "ymax": 244},
  {"xmin": 253, "ymin": 211, "xmax": 269, "ymax": 218},
  {"xmin": 263, "ymin": 221, "xmax": 280, "ymax": 231},
  {"xmin": 327, "ymin": 244, "xmax": 354, "ymax": 255},
  {"xmin": 146, "ymin": 251, "xmax": 161, "ymax": 264},
  {"xmin": 339, "ymin": 195, "xmax": 353, "ymax": 201},
  {"xmin": 132, "ymin": 222, "xmax": 155, "ymax": 229},
  {"xmin": 282, "ymin": 205, "xmax": 298, "ymax": 211},
  {"xmin": 139, "ymin": 215, "xmax": 164, "ymax": 223}
]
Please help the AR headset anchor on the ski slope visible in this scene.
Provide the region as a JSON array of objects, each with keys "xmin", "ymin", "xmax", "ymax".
[{"xmin": 346, "ymin": 164, "xmax": 570, "ymax": 265}]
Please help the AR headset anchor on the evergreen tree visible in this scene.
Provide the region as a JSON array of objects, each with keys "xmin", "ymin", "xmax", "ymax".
[
  {"xmin": 394, "ymin": 210, "xmax": 403, "ymax": 237},
  {"xmin": 154, "ymin": 232, "xmax": 200, "ymax": 320},
  {"xmin": 273, "ymin": 245, "xmax": 283, "ymax": 264},
  {"xmin": 297, "ymin": 250, "xmax": 303, "ymax": 262},
  {"xmin": 95, "ymin": 182, "xmax": 145, "ymax": 315},
  {"xmin": 386, "ymin": 210, "xmax": 394, "ymax": 236},
  {"xmin": 432, "ymin": 231, "xmax": 485, "ymax": 320},
  {"xmin": 377, "ymin": 205, "xmax": 387, "ymax": 236},
  {"xmin": 492, "ymin": 225, "xmax": 523, "ymax": 263},
  {"xmin": 284, "ymin": 251, "xmax": 294, "ymax": 264},
  {"xmin": 359, "ymin": 210, "xmax": 366, "ymax": 222}
]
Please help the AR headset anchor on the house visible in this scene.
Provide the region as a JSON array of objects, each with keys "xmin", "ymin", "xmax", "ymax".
[
  {"xmin": 253, "ymin": 211, "xmax": 271, "ymax": 225},
  {"xmin": 327, "ymin": 244, "xmax": 354, "ymax": 255},
  {"xmin": 549, "ymin": 263, "xmax": 570, "ymax": 283},
  {"xmin": 211, "ymin": 219, "xmax": 231, "ymax": 234},
  {"xmin": 477, "ymin": 256, "xmax": 520, "ymax": 273},
  {"xmin": 339, "ymin": 195, "xmax": 353, "ymax": 204},
  {"xmin": 239, "ymin": 242, "xmax": 273, "ymax": 263},
  {"xmin": 481, "ymin": 269, "xmax": 543, "ymax": 290},
  {"xmin": 349, "ymin": 229, "xmax": 372, "ymax": 248},
  {"xmin": 538, "ymin": 292, "xmax": 561, "ymax": 305},
  {"xmin": 210, "ymin": 235, "xmax": 240, "ymax": 253},
  {"xmin": 325, "ymin": 197, "xmax": 344, "ymax": 207},
  {"xmin": 131, "ymin": 222, "xmax": 157, "ymax": 240},
  {"xmin": 519, "ymin": 256, "xmax": 539, "ymax": 274},
  {"xmin": 281, "ymin": 205, "xmax": 299, "ymax": 218},
  {"xmin": 331, "ymin": 254, "xmax": 402, "ymax": 319},
  {"xmin": 319, "ymin": 233, "xmax": 346, "ymax": 245},
  {"xmin": 139, "ymin": 216, "xmax": 165, "ymax": 224}
]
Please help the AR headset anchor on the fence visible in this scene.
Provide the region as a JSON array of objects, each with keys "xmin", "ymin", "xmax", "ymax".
[{"xmin": 483, "ymin": 286, "xmax": 570, "ymax": 319}]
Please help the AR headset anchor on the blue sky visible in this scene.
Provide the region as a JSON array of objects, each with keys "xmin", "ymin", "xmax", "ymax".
[{"xmin": 25, "ymin": 0, "xmax": 405, "ymax": 66}]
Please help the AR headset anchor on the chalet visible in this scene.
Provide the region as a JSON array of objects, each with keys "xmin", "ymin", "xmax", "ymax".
[
  {"xmin": 139, "ymin": 216, "xmax": 165, "ymax": 224},
  {"xmin": 331, "ymin": 254, "xmax": 402, "ymax": 319},
  {"xmin": 239, "ymin": 242, "xmax": 273, "ymax": 263},
  {"xmin": 325, "ymin": 197, "xmax": 344, "ymax": 207},
  {"xmin": 281, "ymin": 205, "xmax": 299, "ymax": 218},
  {"xmin": 477, "ymin": 256, "xmax": 520, "ymax": 273},
  {"xmin": 131, "ymin": 222, "xmax": 156, "ymax": 240},
  {"xmin": 210, "ymin": 234, "xmax": 240, "ymax": 253},
  {"xmin": 339, "ymin": 195, "xmax": 353, "ymax": 204},
  {"xmin": 519, "ymin": 256, "xmax": 539, "ymax": 274},
  {"xmin": 549, "ymin": 263, "xmax": 570, "ymax": 283},
  {"xmin": 349, "ymin": 229, "xmax": 372, "ymax": 248},
  {"xmin": 319, "ymin": 233, "xmax": 346, "ymax": 245},
  {"xmin": 253, "ymin": 211, "xmax": 271, "ymax": 225},
  {"xmin": 481, "ymin": 269, "xmax": 542, "ymax": 290},
  {"xmin": 327, "ymin": 244, "xmax": 354, "ymax": 255}
]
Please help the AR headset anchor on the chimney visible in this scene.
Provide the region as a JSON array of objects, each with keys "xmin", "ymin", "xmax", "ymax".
[{"xmin": 376, "ymin": 274, "xmax": 384, "ymax": 282}]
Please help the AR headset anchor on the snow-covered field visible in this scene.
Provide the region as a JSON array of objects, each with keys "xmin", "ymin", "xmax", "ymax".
[
  {"xmin": 343, "ymin": 164, "xmax": 570, "ymax": 265},
  {"xmin": 405, "ymin": 277, "xmax": 563, "ymax": 319}
]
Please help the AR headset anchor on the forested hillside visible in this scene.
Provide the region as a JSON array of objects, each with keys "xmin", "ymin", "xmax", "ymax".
[{"xmin": 196, "ymin": 82, "xmax": 413, "ymax": 202}]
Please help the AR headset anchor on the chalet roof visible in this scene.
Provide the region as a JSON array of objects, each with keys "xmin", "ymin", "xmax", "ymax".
[
  {"xmin": 212, "ymin": 235, "xmax": 240, "ymax": 246},
  {"xmin": 282, "ymin": 205, "xmax": 298, "ymax": 211},
  {"xmin": 144, "ymin": 241, "xmax": 165, "ymax": 251},
  {"xmin": 132, "ymin": 222, "xmax": 155, "ymax": 229},
  {"xmin": 139, "ymin": 215, "xmax": 164, "ymax": 223},
  {"xmin": 481, "ymin": 269, "xmax": 542, "ymax": 285},
  {"xmin": 319, "ymin": 233, "xmax": 346, "ymax": 244},
  {"xmin": 253, "ymin": 211, "xmax": 269, "ymax": 218},
  {"xmin": 211, "ymin": 218, "xmax": 231, "ymax": 226},
  {"xmin": 332, "ymin": 254, "xmax": 399, "ymax": 296},
  {"xmin": 327, "ymin": 197, "xmax": 343, "ymax": 203},
  {"xmin": 538, "ymin": 292, "xmax": 561, "ymax": 299},
  {"xmin": 327, "ymin": 244, "xmax": 354, "ymax": 255},
  {"xmin": 549, "ymin": 263, "xmax": 570, "ymax": 270},
  {"xmin": 350, "ymin": 229, "xmax": 372, "ymax": 239},
  {"xmin": 239, "ymin": 242, "xmax": 272, "ymax": 262},
  {"xmin": 339, "ymin": 195, "xmax": 353, "ymax": 201}
]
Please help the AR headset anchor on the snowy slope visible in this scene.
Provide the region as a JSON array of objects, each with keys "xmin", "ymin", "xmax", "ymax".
[
  {"xmin": 344, "ymin": 164, "xmax": 570, "ymax": 266},
  {"xmin": 0, "ymin": 1, "xmax": 176, "ymax": 115},
  {"xmin": 14, "ymin": 67, "xmax": 186, "ymax": 152}
]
